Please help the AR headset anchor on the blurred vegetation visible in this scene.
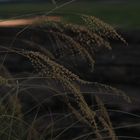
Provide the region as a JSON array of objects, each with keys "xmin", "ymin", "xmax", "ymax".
[
  {"xmin": 0, "ymin": 0, "xmax": 140, "ymax": 29},
  {"xmin": 0, "ymin": 1, "xmax": 139, "ymax": 139},
  {"xmin": 0, "ymin": 14, "xmax": 130, "ymax": 139}
]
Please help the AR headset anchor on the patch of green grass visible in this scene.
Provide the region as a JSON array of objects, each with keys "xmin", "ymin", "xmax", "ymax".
[{"xmin": 0, "ymin": 1, "xmax": 140, "ymax": 29}]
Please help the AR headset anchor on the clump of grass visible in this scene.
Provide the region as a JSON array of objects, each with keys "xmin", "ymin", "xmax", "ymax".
[{"xmin": 0, "ymin": 14, "xmax": 130, "ymax": 140}]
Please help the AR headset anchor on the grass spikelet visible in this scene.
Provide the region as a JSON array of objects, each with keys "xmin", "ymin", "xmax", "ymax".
[
  {"xmin": 44, "ymin": 22, "xmax": 112, "ymax": 51},
  {"xmin": 61, "ymin": 23, "xmax": 112, "ymax": 50},
  {"xmin": 95, "ymin": 96, "xmax": 117, "ymax": 140},
  {"xmin": 60, "ymin": 80, "xmax": 103, "ymax": 139},
  {"xmin": 81, "ymin": 15, "xmax": 128, "ymax": 45},
  {"xmin": 20, "ymin": 50, "xmax": 91, "ymax": 84}
]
